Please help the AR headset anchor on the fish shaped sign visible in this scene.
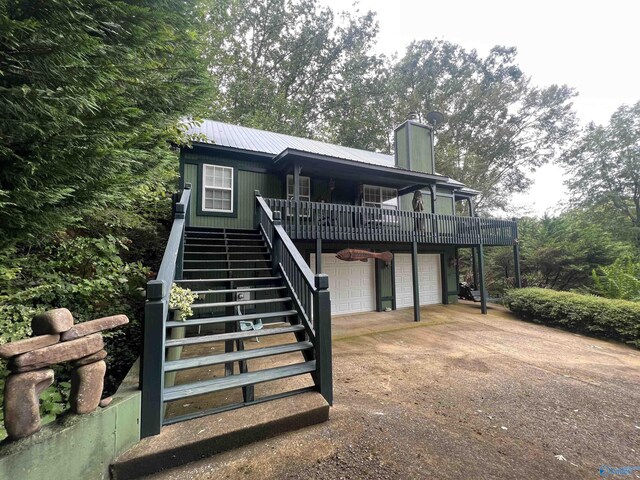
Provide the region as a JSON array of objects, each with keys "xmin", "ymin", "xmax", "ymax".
[{"xmin": 335, "ymin": 249, "xmax": 393, "ymax": 264}]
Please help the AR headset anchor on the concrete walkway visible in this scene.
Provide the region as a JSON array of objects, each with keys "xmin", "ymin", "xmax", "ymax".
[{"xmin": 148, "ymin": 302, "xmax": 640, "ymax": 479}]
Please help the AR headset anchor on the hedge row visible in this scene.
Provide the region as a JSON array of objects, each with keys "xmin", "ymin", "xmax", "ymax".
[{"xmin": 503, "ymin": 288, "xmax": 640, "ymax": 348}]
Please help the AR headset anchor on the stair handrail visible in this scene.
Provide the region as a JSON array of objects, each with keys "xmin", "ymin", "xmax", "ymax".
[
  {"xmin": 255, "ymin": 191, "xmax": 333, "ymax": 405},
  {"xmin": 140, "ymin": 183, "xmax": 191, "ymax": 438}
]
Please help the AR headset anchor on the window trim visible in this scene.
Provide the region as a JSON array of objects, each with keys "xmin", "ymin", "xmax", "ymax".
[
  {"xmin": 202, "ymin": 164, "xmax": 234, "ymax": 213},
  {"xmin": 362, "ymin": 184, "xmax": 398, "ymax": 210},
  {"xmin": 286, "ymin": 174, "xmax": 311, "ymax": 201},
  {"xmin": 286, "ymin": 174, "xmax": 311, "ymax": 218},
  {"xmin": 196, "ymin": 163, "xmax": 238, "ymax": 218}
]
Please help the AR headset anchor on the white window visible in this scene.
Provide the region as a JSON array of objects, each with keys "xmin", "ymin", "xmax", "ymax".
[
  {"xmin": 286, "ymin": 175, "xmax": 311, "ymax": 218},
  {"xmin": 286, "ymin": 175, "xmax": 311, "ymax": 201},
  {"xmin": 202, "ymin": 164, "xmax": 233, "ymax": 213},
  {"xmin": 363, "ymin": 185, "xmax": 398, "ymax": 209}
]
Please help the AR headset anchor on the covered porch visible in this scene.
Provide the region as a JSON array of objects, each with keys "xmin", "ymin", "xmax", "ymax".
[{"xmin": 255, "ymin": 193, "xmax": 522, "ymax": 322}]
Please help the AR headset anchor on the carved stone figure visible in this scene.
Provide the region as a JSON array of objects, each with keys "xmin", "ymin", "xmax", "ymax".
[
  {"xmin": 412, "ymin": 190, "xmax": 426, "ymax": 231},
  {"xmin": 1, "ymin": 310, "xmax": 128, "ymax": 440},
  {"xmin": 412, "ymin": 190, "xmax": 424, "ymax": 212},
  {"xmin": 3, "ymin": 369, "xmax": 54, "ymax": 439}
]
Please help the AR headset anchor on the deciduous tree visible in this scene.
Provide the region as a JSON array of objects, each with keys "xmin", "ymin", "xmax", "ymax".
[
  {"xmin": 200, "ymin": 0, "xmax": 384, "ymax": 140},
  {"xmin": 390, "ymin": 40, "xmax": 578, "ymax": 210},
  {"xmin": 561, "ymin": 101, "xmax": 640, "ymax": 247}
]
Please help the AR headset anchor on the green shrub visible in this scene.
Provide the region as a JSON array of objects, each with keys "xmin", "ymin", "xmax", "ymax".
[
  {"xmin": 0, "ymin": 235, "xmax": 149, "ymax": 439},
  {"xmin": 504, "ymin": 288, "xmax": 640, "ymax": 348}
]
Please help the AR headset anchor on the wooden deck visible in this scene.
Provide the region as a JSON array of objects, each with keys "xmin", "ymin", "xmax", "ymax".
[{"xmin": 265, "ymin": 198, "xmax": 516, "ymax": 246}]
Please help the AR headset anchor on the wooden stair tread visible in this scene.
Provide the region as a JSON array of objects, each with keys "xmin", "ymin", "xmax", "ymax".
[
  {"xmin": 185, "ymin": 246, "xmax": 268, "ymax": 251},
  {"xmin": 163, "ymin": 341, "xmax": 313, "ymax": 372},
  {"xmin": 184, "ymin": 259, "xmax": 269, "ymax": 264},
  {"xmin": 184, "ymin": 251, "xmax": 269, "ymax": 256},
  {"xmin": 186, "ymin": 235, "xmax": 262, "ymax": 240},
  {"xmin": 165, "ymin": 310, "xmax": 297, "ymax": 328},
  {"xmin": 175, "ymin": 276, "xmax": 282, "ymax": 284},
  {"xmin": 165, "ymin": 324, "xmax": 305, "ymax": 347},
  {"xmin": 183, "ymin": 267, "xmax": 272, "ymax": 272},
  {"xmin": 191, "ymin": 297, "xmax": 291, "ymax": 309},
  {"xmin": 163, "ymin": 361, "xmax": 316, "ymax": 402},
  {"xmin": 192, "ymin": 286, "xmax": 286, "ymax": 295},
  {"xmin": 185, "ymin": 228, "xmax": 259, "ymax": 234}
]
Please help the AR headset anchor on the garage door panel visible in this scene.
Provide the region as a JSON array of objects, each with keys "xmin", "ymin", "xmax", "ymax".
[
  {"xmin": 311, "ymin": 253, "xmax": 375, "ymax": 315},
  {"xmin": 394, "ymin": 254, "xmax": 441, "ymax": 307}
]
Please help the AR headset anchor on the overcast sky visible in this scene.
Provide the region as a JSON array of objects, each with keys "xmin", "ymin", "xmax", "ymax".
[{"xmin": 318, "ymin": 0, "xmax": 640, "ymax": 215}]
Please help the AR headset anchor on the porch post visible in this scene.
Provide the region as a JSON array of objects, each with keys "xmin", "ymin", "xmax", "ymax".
[
  {"xmin": 428, "ymin": 184, "xmax": 437, "ymax": 213},
  {"xmin": 411, "ymin": 239, "xmax": 420, "ymax": 322},
  {"xmin": 315, "ymin": 237, "xmax": 322, "ymax": 273},
  {"xmin": 293, "ymin": 162, "xmax": 301, "ymax": 238},
  {"xmin": 468, "ymin": 197, "xmax": 475, "ymax": 217},
  {"xmin": 140, "ymin": 279, "xmax": 166, "ymax": 438},
  {"xmin": 429, "ymin": 184, "xmax": 438, "ymax": 242},
  {"xmin": 512, "ymin": 217, "xmax": 522, "ymax": 288},
  {"xmin": 471, "ymin": 241, "xmax": 479, "ymax": 288},
  {"xmin": 477, "ymin": 244, "xmax": 487, "ymax": 314},
  {"xmin": 455, "ymin": 247, "xmax": 460, "ymax": 295},
  {"xmin": 314, "ymin": 274, "xmax": 333, "ymax": 405},
  {"xmin": 440, "ymin": 253, "xmax": 449, "ymax": 305}
]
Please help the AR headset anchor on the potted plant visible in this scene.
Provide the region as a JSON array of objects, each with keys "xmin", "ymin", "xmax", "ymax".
[
  {"xmin": 165, "ymin": 284, "xmax": 199, "ymax": 387},
  {"xmin": 169, "ymin": 284, "xmax": 199, "ymax": 321}
]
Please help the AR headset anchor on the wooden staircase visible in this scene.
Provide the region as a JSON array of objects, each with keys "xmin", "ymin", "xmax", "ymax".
[{"xmin": 161, "ymin": 227, "xmax": 317, "ymax": 424}]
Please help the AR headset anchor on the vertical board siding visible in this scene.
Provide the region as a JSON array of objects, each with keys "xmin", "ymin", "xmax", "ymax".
[
  {"xmin": 377, "ymin": 259, "xmax": 394, "ymax": 310},
  {"xmin": 409, "ymin": 123, "xmax": 434, "ymax": 174},
  {"xmin": 400, "ymin": 191, "xmax": 434, "ymax": 214},
  {"xmin": 436, "ymin": 194, "xmax": 455, "ymax": 216},
  {"xmin": 442, "ymin": 246, "xmax": 458, "ymax": 303},
  {"xmin": 185, "ymin": 163, "xmax": 282, "ymax": 228}
]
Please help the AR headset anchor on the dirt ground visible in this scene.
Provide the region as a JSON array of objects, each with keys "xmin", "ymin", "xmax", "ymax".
[{"xmin": 148, "ymin": 302, "xmax": 640, "ymax": 479}]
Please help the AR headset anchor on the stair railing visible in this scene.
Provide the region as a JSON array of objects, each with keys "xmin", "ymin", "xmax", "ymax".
[
  {"xmin": 140, "ymin": 183, "xmax": 191, "ymax": 438},
  {"xmin": 255, "ymin": 191, "xmax": 333, "ymax": 406}
]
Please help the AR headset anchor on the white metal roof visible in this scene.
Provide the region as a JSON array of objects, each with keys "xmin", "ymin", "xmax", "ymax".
[
  {"xmin": 188, "ymin": 119, "xmax": 395, "ymax": 167},
  {"xmin": 186, "ymin": 119, "xmax": 469, "ymax": 190}
]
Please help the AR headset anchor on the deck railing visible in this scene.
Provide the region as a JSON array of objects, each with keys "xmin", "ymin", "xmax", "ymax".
[
  {"xmin": 140, "ymin": 184, "xmax": 191, "ymax": 438},
  {"xmin": 264, "ymin": 198, "xmax": 516, "ymax": 246},
  {"xmin": 255, "ymin": 192, "xmax": 333, "ymax": 405}
]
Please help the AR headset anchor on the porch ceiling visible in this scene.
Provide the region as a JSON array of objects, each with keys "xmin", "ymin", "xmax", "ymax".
[{"xmin": 273, "ymin": 149, "xmax": 446, "ymax": 190}]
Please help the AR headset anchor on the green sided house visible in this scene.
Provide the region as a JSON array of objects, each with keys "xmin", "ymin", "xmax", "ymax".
[{"xmin": 139, "ymin": 116, "xmax": 520, "ymax": 438}]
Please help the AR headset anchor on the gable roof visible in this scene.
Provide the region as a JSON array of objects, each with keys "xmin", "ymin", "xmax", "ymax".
[
  {"xmin": 187, "ymin": 119, "xmax": 396, "ymax": 167},
  {"xmin": 186, "ymin": 119, "xmax": 468, "ymax": 190}
]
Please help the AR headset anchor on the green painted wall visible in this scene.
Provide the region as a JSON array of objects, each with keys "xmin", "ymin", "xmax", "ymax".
[
  {"xmin": 376, "ymin": 259, "xmax": 394, "ymax": 311},
  {"xmin": 183, "ymin": 159, "xmax": 282, "ymax": 229},
  {"xmin": 400, "ymin": 191, "xmax": 433, "ymax": 214},
  {"xmin": 436, "ymin": 194, "xmax": 455, "ymax": 216},
  {"xmin": 0, "ymin": 362, "xmax": 141, "ymax": 480},
  {"xmin": 441, "ymin": 246, "xmax": 459, "ymax": 304},
  {"xmin": 394, "ymin": 122, "xmax": 434, "ymax": 174}
]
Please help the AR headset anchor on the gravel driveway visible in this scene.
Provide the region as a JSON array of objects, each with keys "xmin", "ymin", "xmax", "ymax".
[{"xmin": 149, "ymin": 302, "xmax": 640, "ymax": 479}]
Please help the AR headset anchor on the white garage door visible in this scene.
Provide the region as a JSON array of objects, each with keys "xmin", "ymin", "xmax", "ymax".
[
  {"xmin": 310, "ymin": 254, "xmax": 376, "ymax": 315},
  {"xmin": 394, "ymin": 254, "xmax": 442, "ymax": 308}
]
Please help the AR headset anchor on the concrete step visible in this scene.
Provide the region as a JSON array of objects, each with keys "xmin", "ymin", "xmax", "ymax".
[{"xmin": 110, "ymin": 391, "xmax": 329, "ymax": 479}]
